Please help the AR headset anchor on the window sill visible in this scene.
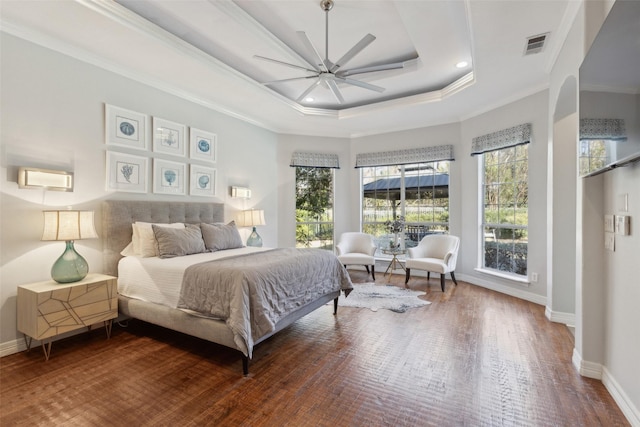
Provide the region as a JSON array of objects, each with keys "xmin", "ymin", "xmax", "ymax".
[{"xmin": 474, "ymin": 268, "xmax": 530, "ymax": 285}]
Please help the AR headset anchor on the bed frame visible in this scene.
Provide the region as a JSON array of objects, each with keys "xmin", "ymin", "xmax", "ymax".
[{"xmin": 102, "ymin": 200, "xmax": 340, "ymax": 375}]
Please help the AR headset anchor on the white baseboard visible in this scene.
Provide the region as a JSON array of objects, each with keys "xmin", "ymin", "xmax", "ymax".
[
  {"xmin": 572, "ymin": 348, "xmax": 602, "ymax": 379},
  {"xmin": 457, "ymin": 273, "xmax": 547, "ymax": 306},
  {"xmin": 602, "ymin": 366, "xmax": 640, "ymax": 427},
  {"xmin": 544, "ymin": 306, "xmax": 575, "ymax": 326},
  {"xmin": 0, "ymin": 327, "xmax": 97, "ymax": 359},
  {"xmin": 573, "ymin": 349, "xmax": 640, "ymax": 426},
  {"xmin": 0, "ymin": 337, "xmax": 27, "ymax": 358}
]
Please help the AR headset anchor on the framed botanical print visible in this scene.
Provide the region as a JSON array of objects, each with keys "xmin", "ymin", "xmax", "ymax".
[
  {"xmin": 106, "ymin": 151, "xmax": 148, "ymax": 193},
  {"xmin": 153, "ymin": 117, "xmax": 186, "ymax": 157},
  {"xmin": 189, "ymin": 164, "xmax": 216, "ymax": 197},
  {"xmin": 189, "ymin": 128, "xmax": 217, "ymax": 162},
  {"xmin": 153, "ymin": 159, "xmax": 186, "ymax": 195},
  {"xmin": 105, "ymin": 104, "xmax": 148, "ymax": 150}
]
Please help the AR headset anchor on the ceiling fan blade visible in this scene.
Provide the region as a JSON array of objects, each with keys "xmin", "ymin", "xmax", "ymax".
[
  {"xmin": 336, "ymin": 60, "xmax": 409, "ymax": 78},
  {"xmin": 326, "ymin": 79, "xmax": 345, "ymax": 104},
  {"xmin": 262, "ymin": 76, "xmax": 319, "ymax": 85},
  {"xmin": 296, "ymin": 31, "xmax": 328, "ymax": 72},
  {"xmin": 254, "ymin": 55, "xmax": 318, "ymax": 74},
  {"xmin": 329, "ymin": 33, "xmax": 376, "ymax": 73},
  {"xmin": 296, "ymin": 80, "xmax": 322, "ymax": 103},
  {"xmin": 337, "ymin": 77, "xmax": 385, "ymax": 93}
]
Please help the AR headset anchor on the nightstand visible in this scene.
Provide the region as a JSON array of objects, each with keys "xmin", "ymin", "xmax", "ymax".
[{"xmin": 17, "ymin": 273, "xmax": 118, "ymax": 360}]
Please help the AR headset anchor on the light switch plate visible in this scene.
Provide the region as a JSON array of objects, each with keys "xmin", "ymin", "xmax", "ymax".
[
  {"xmin": 605, "ymin": 232, "xmax": 615, "ymax": 251},
  {"xmin": 604, "ymin": 214, "xmax": 615, "ymax": 232},
  {"xmin": 615, "ymin": 215, "xmax": 630, "ymax": 235}
]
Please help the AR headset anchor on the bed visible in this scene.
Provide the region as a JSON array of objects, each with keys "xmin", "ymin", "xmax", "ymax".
[{"xmin": 102, "ymin": 200, "xmax": 353, "ymax": 375}]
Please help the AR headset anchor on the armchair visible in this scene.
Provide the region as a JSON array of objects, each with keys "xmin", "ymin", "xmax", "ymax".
[
  {"xmin": 336, "ymin": 232, "xmax": 377, "ymax": 280},
  {"xmin": 405, "ymin": 234, "xmax": 460, "ymax": 292}
]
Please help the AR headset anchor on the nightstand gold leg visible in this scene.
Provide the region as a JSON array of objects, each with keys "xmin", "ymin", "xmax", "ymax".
[
  {"xmin": 23, "ymin": 334, "xmax": 33, "ymax": 352},
  {"xmin": 105, "ymin": 320, "xmax": 113, "ymax": 339},
  {"xmin": 41, "ymin": 339, "xmax": 52, "ymax": 361}
]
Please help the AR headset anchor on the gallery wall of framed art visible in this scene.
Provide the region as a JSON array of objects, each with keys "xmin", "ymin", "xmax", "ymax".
[{"xmin": 104, "ymin": 103, "xmax": 217, "ymax": 197}]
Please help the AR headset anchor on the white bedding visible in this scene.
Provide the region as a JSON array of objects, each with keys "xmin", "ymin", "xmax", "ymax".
[{"xmin": 117, "ymin": 246, "xmax": 270, "ymax": 308}]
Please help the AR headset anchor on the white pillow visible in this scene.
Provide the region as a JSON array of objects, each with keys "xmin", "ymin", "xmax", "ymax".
[
  {"xmin": 133, "ymin": 222, "xmax": 185, "ymax": 257},
  {"xmin": 120, "ymin": 242, "xmax": 137, "ymax": 257}
]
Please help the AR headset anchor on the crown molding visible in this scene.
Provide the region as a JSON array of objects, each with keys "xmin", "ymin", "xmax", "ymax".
[
  {"xmin": 1, "ymin": 19, "xmax": 282, "ymax": 133},
  {"xmin": 545, "ymin": 0, "xmax": 582, "ymax": 74},
  {"xmin": 213, "ymin": 0, "xmax": 314, "ymax": 70},
  {"xmin": 581, "ymin": 84, "xmax": 640, "ymax": 95},
  {"xmin": 338, "ymin": 71, "xmax": 475, "ymax": 120},
  {"xmin": 460, "ymin": 81, "xmax": 550, "ymax": 123}
]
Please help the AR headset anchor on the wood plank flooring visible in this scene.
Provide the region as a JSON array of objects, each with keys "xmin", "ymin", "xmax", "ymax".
[{"xmin": 0, "ymin": 271, "xmax": 630, "ymax": 426}]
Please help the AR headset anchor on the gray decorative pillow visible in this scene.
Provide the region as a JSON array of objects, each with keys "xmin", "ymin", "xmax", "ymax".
[
  {"xmin": 200, "ymin": 221, "xmax": 244, "ymax": 252},
  {"xmin": 152, "ymin": 224, "xmax": 206, "ymax": 258}
]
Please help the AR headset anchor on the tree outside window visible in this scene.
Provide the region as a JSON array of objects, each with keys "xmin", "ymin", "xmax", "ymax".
[
  {"xmin": 295, "ymin": 167, "xmax": 334, "ymax": 250},
  {"xmin": 481, "ymin": 144, "xmax": 528, "ymax": 276}
]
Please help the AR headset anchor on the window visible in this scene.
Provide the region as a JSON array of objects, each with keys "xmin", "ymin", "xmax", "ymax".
[
  {"xmin": 578, "ymin": 118, "xmax": 626, "ymax": 176},
  {"xmin": 361, "ymin": 161, "xmax": 450, "ymax": 256},
  {"xmin": 295, "ymin": 167, "xmax": 334, "ymax": 250},
  {"xmin": 579, "ymin": 139, "xmax": 611, "ymax": 176},
  {"xmin": 481, "ymin": 144, "xmax": 528, "ymax": 276}
]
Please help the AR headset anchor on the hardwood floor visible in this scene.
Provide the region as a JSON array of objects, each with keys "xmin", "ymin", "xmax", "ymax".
[{"xmin": 1, "ymin": 271, "xmax": 630, "ymax": 426}]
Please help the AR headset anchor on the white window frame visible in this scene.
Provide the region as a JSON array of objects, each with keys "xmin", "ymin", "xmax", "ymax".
[
  {"xmin": 361, "ymin": 161, "xmax": 450, "ymax": 257},
  {"xmin": 477, "ymin": 144, "xmax": 529, "ymax": 279},
  {"xmin": 295, "ymin": 166, "xmax": 335, "ymax": 251}
]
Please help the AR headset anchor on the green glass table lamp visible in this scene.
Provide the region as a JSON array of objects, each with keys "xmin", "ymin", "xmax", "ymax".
[
  {"xmin": 42, "ymin": 210, "xmax": 98, "ymax": 283},
  {"xmin": 236, "ymin": 209, "xmax": 266, "ymax": 247}
]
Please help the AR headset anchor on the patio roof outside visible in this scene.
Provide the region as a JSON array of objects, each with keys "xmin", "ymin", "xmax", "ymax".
[{"xmin": 363, "ymin": 174, "xmax": 449, "ymax": 201}]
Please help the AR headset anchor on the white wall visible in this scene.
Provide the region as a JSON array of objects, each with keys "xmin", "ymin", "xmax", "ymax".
[
  {"xmin": 349, "ymin": 105, "xmax": 550, "ymax": 305},
  {"xmin": 603, "ymin": 164, "xmax": 640, "ymax": 420},
  {"xmin": 0, "ymin": 34, "xmax": 279, "ymax": 349},
  {"xmin": 1, "ymin": 3, "xmax": 638, "ymax": 423},
  {"xmin": 548, "ymin": 1, "xmax": 640, "ymax": 423},
  {"xmin": 460, "ymin": 91, "xmax": 549, "ymax": 304},
  {"xmin": 550, "ymin": 110, "xmax": 578, "ymax": 322},
  {"xmin": 548, "ymin": 0, "xmax": 589, "ymax": 359},
  {"xmin": 276, "ymin": 134, "xmax": 350, "ymax": 247}
]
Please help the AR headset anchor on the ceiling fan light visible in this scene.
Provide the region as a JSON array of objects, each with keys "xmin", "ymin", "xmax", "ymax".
[{"xmin": 255, "ymin": 0, "xmax": 401, "ymax": 106}]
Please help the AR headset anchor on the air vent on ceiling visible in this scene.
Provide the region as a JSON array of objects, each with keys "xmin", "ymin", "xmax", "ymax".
[{"xmin": 524, "ymin": 33, "xmax": 549, "ymax": 55}]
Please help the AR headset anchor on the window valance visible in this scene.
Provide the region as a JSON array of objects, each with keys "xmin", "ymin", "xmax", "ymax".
[
  {"xmin": 579, "ymin": 119, "xmax": 626, "ymax": 141},
  {"xmin": 355, "ymin": 145, "xmax": 454, "ymax": 168},
  {"xmin": 290, "ymin": 151, "xmax": 340, "ymax": 169},
  {"xmin": 471, "ymin": 123, "xmax": 532, "ymax": 155}
]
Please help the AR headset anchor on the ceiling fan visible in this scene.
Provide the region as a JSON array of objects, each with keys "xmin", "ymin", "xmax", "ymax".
[{"xmin": 255, "ymin": 0, "xmax": 415, "ymax": 104}]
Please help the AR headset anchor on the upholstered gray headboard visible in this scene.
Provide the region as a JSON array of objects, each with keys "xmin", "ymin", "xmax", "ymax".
[{"xmin": 102, "ymin": 200, "xmax": 224, "ymax": 277}]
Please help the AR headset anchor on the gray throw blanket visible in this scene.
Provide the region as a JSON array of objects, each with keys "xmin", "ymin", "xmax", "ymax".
[{"xmin": 177, "ymin": 248, "xmax": 353, "ymax": 357}]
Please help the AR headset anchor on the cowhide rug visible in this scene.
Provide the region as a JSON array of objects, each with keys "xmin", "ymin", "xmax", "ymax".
[{"xmin": 338, "ymin": 283, "xmax": 431, "ymax": 313}]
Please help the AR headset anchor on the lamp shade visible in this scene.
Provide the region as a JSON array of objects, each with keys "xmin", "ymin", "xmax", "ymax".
[
  {"xmin": 235, "ymin": 209, "xmax": 266, "ymax": 228},
  {"xmin": 42, "ymin": 210, "xmax": 98, "ymax": 241},
  {"xmin": 235, "ymin": 209, "xmax": 265, "ymax": 247},
  {"xmin": 42, "ymin": 210, "xmax": 97, "ymax": 283}
]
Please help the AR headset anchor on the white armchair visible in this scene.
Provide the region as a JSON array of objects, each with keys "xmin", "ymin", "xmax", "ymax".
[
  {"xmin": 336, "ymin": 232, "xmax": 377, "ymax": 280},
  {"xmin": 405, "ymin": 234, "xmax": 460, "ymax": 292}
]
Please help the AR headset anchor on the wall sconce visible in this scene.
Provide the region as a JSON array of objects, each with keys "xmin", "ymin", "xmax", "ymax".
[
  {"xmin": 230, "ymin": 186, "xmax": 251, "ymax": 199},
  {"xmin": 18, "ymin": 167, "xmax": 74, "ymax": 192},
  {"xmin": 235, "ymin": 209, "xmax": 265, "ymax": 247},
  {"xmin": 42, "ymin": 210, "xmax": 98, "ymax": 283}
]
